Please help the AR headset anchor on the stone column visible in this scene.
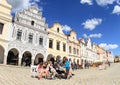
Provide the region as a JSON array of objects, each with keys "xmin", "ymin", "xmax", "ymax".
[
  {"xmin": 18, "ymin": 58, "xmax": 22, "ymax": 66},
  {"xmin": 3, "ymin": 54, "xmax": 7, "ymax": 65},
  {"xmin": 18, "ymin": 54, "xmax": 22, "ymax": 66},
  {"xmin": 82, "ymin": 60, "xmax": 85, "ymax": 69},
  {"xmin": 31, "ymin": 59, "xmax": 35, "ymax": 65},
  {"xmin": 3, "ymin": 49, "xmax": 8, "ymax": 65}
]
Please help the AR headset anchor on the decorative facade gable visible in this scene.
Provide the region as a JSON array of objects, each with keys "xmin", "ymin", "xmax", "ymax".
[
  {"xmin": 68, "ymin": 30, "xmax": 78, "ymax": 43},
  {"xmin": 14, "ymin": 6, "xmax": 48, "ymax": 32},
  {"xmin": 50, "ymin": 23, "xmax": 65, "ymax": 35}
]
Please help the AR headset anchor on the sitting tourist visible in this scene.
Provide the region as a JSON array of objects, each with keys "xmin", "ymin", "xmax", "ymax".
[
  {"xmin": 38, "ymin": 62, "xmax": 49, "ymax": 80},
  {"xmin": 47, "ymin": 61, "xmax": 57, "ymax": 79}
]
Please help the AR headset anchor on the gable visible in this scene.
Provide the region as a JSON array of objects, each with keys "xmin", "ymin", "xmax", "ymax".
[
  {"xmin": 14, "ymin": 6, "xmax": 48, "ymax": 31},
  {"xmin": 69, "ymin": 30, "xmax": 77, "ymax": 41},
  {"xmin": 50, "ymin": 23, "xmax": 65, "ymax": 35}
]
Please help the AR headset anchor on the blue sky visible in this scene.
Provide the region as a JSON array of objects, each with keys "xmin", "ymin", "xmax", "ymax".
[{"xmin": 7, "ymin": 0, "xmax": 120, "ymax": 55}]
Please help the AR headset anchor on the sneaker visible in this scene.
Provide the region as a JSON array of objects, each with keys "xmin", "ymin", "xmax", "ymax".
[{"xmin": 67, "ymin": 75, "xmax": 70, "ymax": 79}]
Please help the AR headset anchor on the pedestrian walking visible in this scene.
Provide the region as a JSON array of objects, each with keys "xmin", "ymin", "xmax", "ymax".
[{"xmin": 108, "ymin": 61, "xmax": 110, "ymax": 67}]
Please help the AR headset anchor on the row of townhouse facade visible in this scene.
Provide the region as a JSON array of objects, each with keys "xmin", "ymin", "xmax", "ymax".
[
  {"xmin": 47, "ymin": 23, "xmax": 81, "ymax": 64},
  {"xmin": 0, "ymin": 0, "xmax": 114, "ymax": 67}
]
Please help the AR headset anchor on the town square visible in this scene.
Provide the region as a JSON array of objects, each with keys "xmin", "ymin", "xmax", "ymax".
[{"xmin": 0, "ymin": 0, "xmax": 120, "ymax": 85}]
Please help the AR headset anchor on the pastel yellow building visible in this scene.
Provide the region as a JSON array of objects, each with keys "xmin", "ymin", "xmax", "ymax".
[
  {"xmin": 96, "ymin": 45, "xmax": 107, "ymax": 62},
  {"xmin": 46, "ymin": 23, "xmax": 67, "ymax": 62},
  {"xmin": 0, "ymin": 0, "xmax": 12, "ymax": 64},
  {"xmin": 67, "ymin": 30, "xmax": 81, "ymax": 64}
]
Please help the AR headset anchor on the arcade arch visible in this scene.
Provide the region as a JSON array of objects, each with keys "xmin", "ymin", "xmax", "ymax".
[
  {"xmin": 34, "ymin": 53, "xmax": 44, "ymax": 65},
  {"xmin": 7, "ymin": 48, "xmax": 19, "ymax": 65},
  {"xmin": 21, "ymin": 51, "xmax": 32, "ymax": 66}
]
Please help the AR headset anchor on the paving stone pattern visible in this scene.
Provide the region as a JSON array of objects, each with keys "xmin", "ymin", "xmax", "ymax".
[{"xmin": 0, "ymin": 63, "xmax": 120, "ymax": 85}]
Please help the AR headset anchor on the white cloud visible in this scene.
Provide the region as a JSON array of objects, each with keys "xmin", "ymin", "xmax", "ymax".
[
  {"xmin": 83, "ymin": 34, "xmax": 88, "ymax": 38},
  {"xmin": 7, "ymin": 0, "xmax": 41, "ymax": 13},
  {"xmin": 62, "ymin": 25, "xmax": 72, "ymax": 32},
  {"xmin": 34, "ymin": 0, "xmax": 40, "ymax": 2},
  {"xmin": 83, "ymin": 33, "xmax": 102, "ymax": 38},
  {"xmin": 89, "ymin": 33, "xmax": 102, "ymax": 38},
  {"xmin": 117, "ymin": 0, "xmax": 120, "ymax": 5},
  {"xmin": 80, "ymin": 0, "xmax": 93, "ymax": 5},
  {"xmin": 112, "ymin": 5, "xmax": 120, "ymax": 15},
  {"xmin": 99, "ymin": 43, "xmax": 118, "ymax": 50},
  {"xmin": 96, "ymin": 0, "xmax": 115, "ymax": 6},
  {"xmin": 82, "ymin": 18, "xmax": 102, "ymax": 30}
]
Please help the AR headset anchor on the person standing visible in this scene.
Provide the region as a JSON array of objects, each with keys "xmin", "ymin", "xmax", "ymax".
[{"xmin": 108, "ymin": 61, "xmax": 110, "ymax": 67}]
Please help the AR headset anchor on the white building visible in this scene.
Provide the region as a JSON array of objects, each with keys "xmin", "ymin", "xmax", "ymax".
[
  {"xmin": 79, "ymin": 38, "xmax": 100, "ymax": 68},
  {"xmin": 86, "ymin": 38, "xmax": 93, "ymax": 62},
  {"xmin": 79, "ymin": 38, "xmax": 87, "ymax": 68},
  {"xmin": 107, "ymin": 52, "xmax": 114, "ymax": 63},
  {"xmin": 0, "ymin": 4, "xmax": 48, "ymax": 66}
]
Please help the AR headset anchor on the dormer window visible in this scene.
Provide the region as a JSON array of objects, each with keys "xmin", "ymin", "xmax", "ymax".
[
  {"xmin": 57, "ymin": 28, "xmax": 59, "ymax": 33},
  {"xmin": 31, "ymin": 21, "xmax": 34, "ymax": 26}
]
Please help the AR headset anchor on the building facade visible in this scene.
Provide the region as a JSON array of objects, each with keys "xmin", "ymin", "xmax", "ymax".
[
  {"xmin": 0, "ymin": 0, "xmax": 114, "ymax": 67},
  {"xmin": 0, "ymin": 1, "xmax": 48, "ymax": 66},
  {"xmin": 79, "ymin": 38, "xmax": 86, "ymax": 68},
  {"xmin": 46, "ymin": 23, "xmax": 67, "ymax": 62},
  {"xmin": 106, "ymin": 51, "xmax": 114, "ymax": 63},
  {"xmin": 0, "ymin": 0, "xmax": 12, "ymax": 64},
  {"xmin": 79, "ymin": 38, "xmax": 100, "ymax": 68},
  {"xmin": 96, "ymin": 45, "xmax": 107, "ymax": 63},
  {"xmin": 67, "ymin": 30, "xmax": 81, "ymax": 64}
]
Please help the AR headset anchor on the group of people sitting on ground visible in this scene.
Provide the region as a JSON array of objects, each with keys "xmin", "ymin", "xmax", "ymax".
[{"xmin": 37, "ymin": 57, "xmax": 73, "ymax": 80}]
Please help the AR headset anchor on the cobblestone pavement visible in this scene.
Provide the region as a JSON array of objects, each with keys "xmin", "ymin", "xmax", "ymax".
[{"xmin": 0, "ymin": 63, "xmax": 120, "ymax": 85}]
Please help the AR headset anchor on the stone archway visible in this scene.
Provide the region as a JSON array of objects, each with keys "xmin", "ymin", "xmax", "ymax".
[
  {"xmin": 34, "ymin": 53, "xmax": 44, "ymax": 65},
  {"xmin": 47, "ymin": 54, "xmax": 55, "ymax": 64},
  {"xmin": 81, "ymin": 59, "xmax": 83, "ymax": 63},
  {"xmin": 7, "ymin": 48, "xmax": 19, "ymax": 65},
  {"xmin": 0, "ymin": 45, "xmax": 4, "ymax": 64},
  {"xmin": 21, "ymin": 51, "xmax": 32, "ymax": 66},
  {"xmin": 73, "ymin": 59, "xmax": 76, "ymax": 63},
  {"xmin": 56, "ymin": 55, "xmax": 61, "ymax": 62}
]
